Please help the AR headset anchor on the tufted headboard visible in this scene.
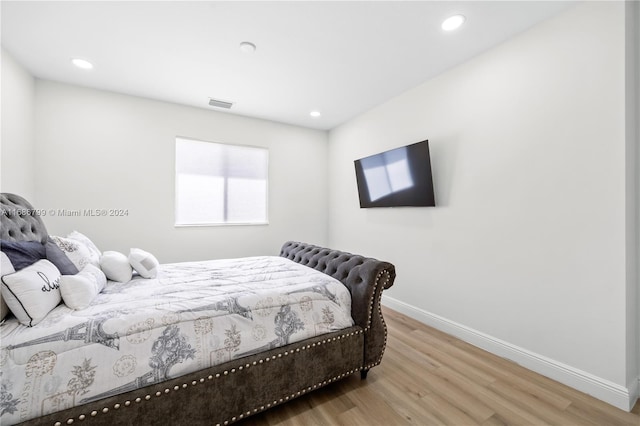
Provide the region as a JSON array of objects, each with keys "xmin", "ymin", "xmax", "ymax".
[{"xmin": 0, "ymin": 193, "xmax": 49, "ymax": 243}]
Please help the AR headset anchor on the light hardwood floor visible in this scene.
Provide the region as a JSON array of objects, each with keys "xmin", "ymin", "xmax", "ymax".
[{"xmin": 237, "ymin": 306, "xmax": 639, "ymax": 425}]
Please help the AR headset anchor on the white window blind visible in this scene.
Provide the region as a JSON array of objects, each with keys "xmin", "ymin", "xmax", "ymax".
[{"xmin": 175, "ymin": 137, "xmax": 268, "ymax": 226}]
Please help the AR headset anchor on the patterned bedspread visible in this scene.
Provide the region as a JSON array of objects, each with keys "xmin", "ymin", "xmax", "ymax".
[{"xmin": 0, "ymin": 256, "xmax": 354, "ymax": 425}]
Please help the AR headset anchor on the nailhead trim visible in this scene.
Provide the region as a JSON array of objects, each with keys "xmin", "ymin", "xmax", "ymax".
[{"xmin": 368, "ymin": 269, "xmax": 390, "ymax": 367}]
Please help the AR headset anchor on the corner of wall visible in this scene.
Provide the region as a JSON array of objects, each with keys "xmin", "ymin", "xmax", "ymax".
[
  {"xmin": 625, "ymin": 0, "xmax": 640, "ymax": 410},
  {"xmin": 0, "ymin": 47, "xmax": 36, "ymax": 201}
]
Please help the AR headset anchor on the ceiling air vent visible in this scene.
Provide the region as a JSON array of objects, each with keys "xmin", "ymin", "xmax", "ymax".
[{"xmin": 208, "ymin": 98, "xmax": 233, "ymax": 109}]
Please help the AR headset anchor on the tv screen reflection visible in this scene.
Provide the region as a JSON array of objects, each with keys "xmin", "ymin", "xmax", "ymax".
[{"xmin": 354, "ymin": 140, "xmax": 435, "ymax": 208}]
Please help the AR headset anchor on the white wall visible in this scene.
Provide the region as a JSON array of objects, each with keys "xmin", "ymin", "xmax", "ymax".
[
  {"xmin": 34, "ymin": 81, "xmax": 329, "ymax": 262},
  {"xmin": 329, "ymin": 1, "xmax": 637, "ymax": 410},
  {"xmin": 1, "ymin": 48, "xmax": 36, "ymax": 200}
]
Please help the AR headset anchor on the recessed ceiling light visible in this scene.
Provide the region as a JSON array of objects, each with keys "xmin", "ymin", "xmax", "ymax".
[
  {"xmin": 442, "ymin": 14, "xmax": 466, "ymax": 31},
  {"xmin": 239, "ymin": 41, "xmax": 256, "ymax": 53},
  {"xmin": 310, "ymin": 111, "xmax": 321, "ymax": 118},
  {"xmin": 71, "ymin": 58, "xmax": 94, "ymax": 70}
]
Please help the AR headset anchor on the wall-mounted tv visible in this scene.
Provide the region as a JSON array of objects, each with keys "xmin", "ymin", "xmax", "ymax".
[{"xmin": 354, "ymin": 140, "xmax": 435, "ymax": 208}]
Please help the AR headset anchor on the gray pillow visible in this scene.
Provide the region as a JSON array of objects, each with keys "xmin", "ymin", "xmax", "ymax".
[
  {"xmin": 45, "ymin": 238, "xmax": 79, "ymax": 275},
  {"xmin": 0, "ymin": 240, "xmax": 45, "ymax": 270}
]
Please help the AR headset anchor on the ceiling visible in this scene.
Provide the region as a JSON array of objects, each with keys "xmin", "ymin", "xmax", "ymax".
[{"xmin": 1, "ymin": 1, "xmax": 576, "ymax": 130}]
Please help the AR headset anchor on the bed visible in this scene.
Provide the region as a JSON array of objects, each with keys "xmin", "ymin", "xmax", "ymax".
[{"xmin": 0, "ymin": 193, "xmax": 396, "ymax": 426}]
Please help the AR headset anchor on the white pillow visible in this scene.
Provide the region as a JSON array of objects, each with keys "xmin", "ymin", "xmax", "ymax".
[
  {"xmin": 50, "ymin": 235, "xmax": 99, "ymax": 270},
  {"xmin": 59, "ymin": 264, "xmax": 106, "ymax": 310},
  {"xmin": 0, "ymin": 252, "xmax": 15, "ymax": 321},
  {"xmin": 0, "ymin": 259, "xmax": 62, "ymax": 326},
  {"xmin": 129, "ymin": 248, "xmax": 159, "ymax": 279},
  {"xmin": 67, "ymin": 231, "xmax": 101, "ymax": 258},
  {"xmin": 100, "ymin": 251, "xmax": 133, "ymax": 282}
]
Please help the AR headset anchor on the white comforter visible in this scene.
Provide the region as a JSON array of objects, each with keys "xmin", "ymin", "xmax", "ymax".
[{"xmin": 0, "ymin": 256, "xmax": 354, "ymax": 425}]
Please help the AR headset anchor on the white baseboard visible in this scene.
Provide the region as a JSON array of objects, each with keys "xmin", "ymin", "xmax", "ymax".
[{"xmin": 382, "ymin": 295, "xmax": 637, "ymax": 412}]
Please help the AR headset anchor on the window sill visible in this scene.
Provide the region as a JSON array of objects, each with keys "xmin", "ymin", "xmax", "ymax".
[{"xmin": 174, "ymin": 222, "xmax": 269, "ymax": 228}]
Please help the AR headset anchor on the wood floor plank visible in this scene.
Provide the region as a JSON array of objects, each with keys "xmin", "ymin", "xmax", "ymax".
[
  {"xmin": 418, "ymin": 366, "xmax": 495, "ymax": 423},
  {"xmin": 419, "ymin": 392, "xmax": 480, "ymax": 425},
  {"xmin": 481, "ymin": 413, "xmax": 512, "ymax": 426},
  {"xmin": 487, "ymin": 379, "xmax": 593, "ymax": 425},
  {"xmin": 341, "ymin": 380, "xmax": 412, "ymax": 426},
  {"xmin": 236, "ymin": 307, "xmax": 640, "ymax": 426},
  {"xmin": 377, "ymin": 375, "xmax": 446, "ymax": 424},
  {"xmin": 384, "ymin": 330, "xmax": 442, "ymax": 373},
  {"xmin": 396, "ymin": 329, "xmax": 498, "ymax": 387}
]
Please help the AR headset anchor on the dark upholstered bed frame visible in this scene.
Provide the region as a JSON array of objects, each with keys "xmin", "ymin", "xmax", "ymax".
[{"xmin": 0, "ymin": 193, "xmax": 396, "ymax": 426}]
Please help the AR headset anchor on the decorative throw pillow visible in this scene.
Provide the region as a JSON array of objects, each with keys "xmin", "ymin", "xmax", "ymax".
[
  {"xmin": 99, "ymin": 251, "xmax": 133, "ymax": 282},
  {"xmin": 67, "ymin": 231, "xmax": 101, "ymax": 259},
  {"xmin": 59, "ymin": 264, "xmax": 106, "ymax": 310},
  {"xmin": 0, "ymin": 239, "xmax": 46, "ymax": 270},
  {"xmin": 50, "ymin": 235, "xmax": 99, "ymax": 270},
  {"xmin": 0, "ymin": 252, "xmax": 14, "ymax": 321},
  {"xmin": 45, "ymin": 238, "xmax": 79, "ymax": 275},
  {"xmin": 129, "ymin": 248, "xmax": 159, "ymax": 279},
  {"xmin": 1, "ymin": 259, "xmax": 62, "ymax": 326}
]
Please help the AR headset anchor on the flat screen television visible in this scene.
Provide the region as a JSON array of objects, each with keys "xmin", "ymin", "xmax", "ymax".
[{"xmin": 354, "ymin": 140, "xmax": 435, "ymax": 208}]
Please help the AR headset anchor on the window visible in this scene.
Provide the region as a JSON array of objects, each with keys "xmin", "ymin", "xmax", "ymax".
[{"xmin": 175, "ymin": 137, "xmax": 268, "ymax": 226}]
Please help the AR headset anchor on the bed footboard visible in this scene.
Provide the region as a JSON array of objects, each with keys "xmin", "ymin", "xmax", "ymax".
[
  {"xmin": 22, "ymin": 327, "xmax": 365, "ymax": 426},
  {"xmin": 279, "ymin": 241, "xmax": 396, "ymax": 373}
]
